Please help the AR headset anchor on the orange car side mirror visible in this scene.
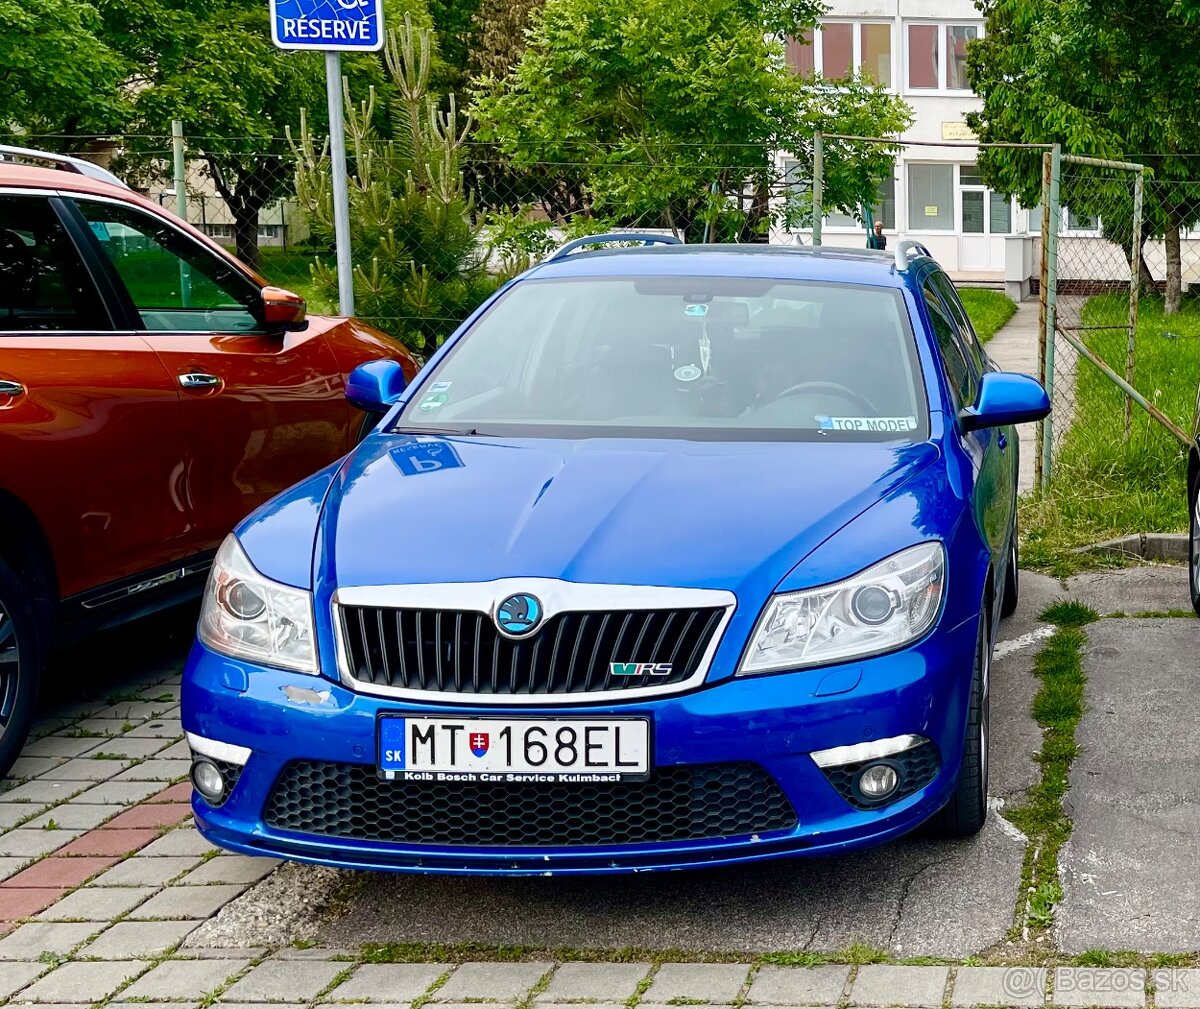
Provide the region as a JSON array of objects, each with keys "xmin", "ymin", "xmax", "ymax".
[{"xmin": 261, "ymin": 286, "xmax": 308, "ymax": 332}]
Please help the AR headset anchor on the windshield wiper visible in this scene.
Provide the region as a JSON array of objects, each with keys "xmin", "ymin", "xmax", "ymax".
[{"xmin": 387, "ymin": 425, "xmax": 487, "ymax": 436}]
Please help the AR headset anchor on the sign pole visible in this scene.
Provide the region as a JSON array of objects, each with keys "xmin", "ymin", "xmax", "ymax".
[{"xmin": 325, "ymin": 50, "xmax": 355, "ymax": 318}]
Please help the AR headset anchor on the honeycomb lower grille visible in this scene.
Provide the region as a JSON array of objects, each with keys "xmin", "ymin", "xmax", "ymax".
[
  {"xmin": 819, "ymin": 741, "xmax": 940, "ymax": 810},
  {"xmin": 263, "ymin": 760, "xmax": 797, "ymax": 847}
]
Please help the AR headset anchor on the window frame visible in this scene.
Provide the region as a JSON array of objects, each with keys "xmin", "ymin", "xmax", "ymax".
[
  {"xmin": 0, "ymin": 190, "xmax": 118, "ymax": 336},
  {"xmin": 903, "ymin": 20, "xmax": 982, "ymax": 95},
  {"xmin": 790, "ymin": 19, "xmax": 895, "ymax": 88},
  {"xmin": 61, "ymin": 193, "xmax": 270, "ymax": 336}
]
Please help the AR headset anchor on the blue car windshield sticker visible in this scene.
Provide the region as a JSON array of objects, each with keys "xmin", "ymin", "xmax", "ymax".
[
  {"xmin": 817, "ymin": 416, "xmax": 919, "ymax": 433},
  {"xmin": 684, "ymin": 303, "xmax": 709, "ymax": 316},
  {"xmin": 418, "ymin": 392, "xmax": 449, "ymax": 411}
]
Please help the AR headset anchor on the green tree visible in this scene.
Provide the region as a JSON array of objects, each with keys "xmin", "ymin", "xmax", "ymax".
[
  {"xmin": 473, "ymin": 0, "xmax": 911, "ymax": 241},
  {"xmin": 292, "ymin": 16, "xmax": 500, "ymax": 351},
  {"xmin": 967, "ymin": 0, "xmax": 1200, "ymax": 312},
  {"xmin": 0, "ymin": 0, "xmax": 127, "ymax": 136}
]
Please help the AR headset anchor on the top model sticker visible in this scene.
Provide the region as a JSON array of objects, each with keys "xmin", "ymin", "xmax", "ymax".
[{"xmin": 816, "ymin": 415, "xmax": 919, "ymax": 432}]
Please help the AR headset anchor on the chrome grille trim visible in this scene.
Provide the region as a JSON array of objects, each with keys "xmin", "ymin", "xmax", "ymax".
[{"xmin": 332, "ymin": 579, "xmax": 737, "ymax": 704}]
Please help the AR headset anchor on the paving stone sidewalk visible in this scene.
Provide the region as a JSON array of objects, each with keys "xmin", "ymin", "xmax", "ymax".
[{"xmin": 5, "ymin": 955, "xmax": 1200, "ymax": 1008}]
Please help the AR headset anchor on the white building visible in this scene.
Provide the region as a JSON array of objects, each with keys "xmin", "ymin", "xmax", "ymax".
[{"xmin": 779, "ymin": 0, "xmax": 1039, "ymax": 282}]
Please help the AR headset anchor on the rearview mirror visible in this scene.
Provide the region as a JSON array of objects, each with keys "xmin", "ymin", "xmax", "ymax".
[
  {"xmin": 960, "ymin": 372, "xmax": 1050, "ymax": 431},
  {"xmin": 261, "ymin": 286, "xmax": 307, "ymax": 331},
  {"xmin": 346, "ymin": 359, "xmax": 408, "ymax": 414}
]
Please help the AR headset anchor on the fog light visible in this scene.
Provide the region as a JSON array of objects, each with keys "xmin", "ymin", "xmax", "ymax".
[
  {"xmin": 857, "ymin": 762, "xmax": 899, "ymax": 800},
  {"xmin": 192, "ymin": 759, "xmax": 226, "ymax": 801}
]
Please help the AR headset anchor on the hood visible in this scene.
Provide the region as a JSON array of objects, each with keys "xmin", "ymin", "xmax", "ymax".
[{"xmin": 315, "ymin": 434, "xmax": 940, "ymax": 598}]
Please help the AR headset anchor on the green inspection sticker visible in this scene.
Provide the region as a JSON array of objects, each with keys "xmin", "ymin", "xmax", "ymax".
[{"xmin": 418, "ymin": 392, "xmax": 449, "ymax": 411}]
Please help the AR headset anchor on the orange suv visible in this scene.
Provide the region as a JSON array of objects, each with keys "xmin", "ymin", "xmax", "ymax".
[{"xmin": 0, "ymin": 148, "xmax": 417, "ymax": 776}]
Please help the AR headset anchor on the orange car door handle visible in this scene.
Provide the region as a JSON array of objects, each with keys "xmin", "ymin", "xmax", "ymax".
[
  {"xmin": 178, "ymin": 372, "xmax": 222, "ymax": 389},
  {"xmin": 0, "ymin": 380, "xmax": 25, "ymax": 396}
]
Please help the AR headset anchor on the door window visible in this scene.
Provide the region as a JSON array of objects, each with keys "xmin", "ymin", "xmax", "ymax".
[
  {"xmin": 922, "ymin": 277, "xmax": 977, "ymax": 409},
  {"xmin": 0, "ymin": 195, "xmax": 108, "ymax": 331},
  {"xmin": 74, "ymin": 200, "xmax": 262, "ymax": 333},
  {"xmin": 930, "ymin": 272, "xmax": 987, "ymax": 375}
]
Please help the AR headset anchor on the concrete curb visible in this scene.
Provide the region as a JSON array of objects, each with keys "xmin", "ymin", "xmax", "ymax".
[{"xmin": 1074, "ymin": 533, "xmax": 1188, "ymax": 564}]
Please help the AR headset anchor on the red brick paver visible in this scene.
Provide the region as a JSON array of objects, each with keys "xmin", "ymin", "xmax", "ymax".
[
  {"xmin": 2, "ymin": 855, "xmax": 120, "ymax": 889},
  {"xmin": 102, "ymin": 803, "xmax": 191, "ymax": 830},
  {"xmin": 0, "ymin": 886, "xmax": 67, "ymax": 921},
  {"xmin": 148, "ymin": 782, "xmax": 193, "ymax": 803},
  {"xmin": 57, "ymin": 828, "xmax": 160, "ymax": 857}
]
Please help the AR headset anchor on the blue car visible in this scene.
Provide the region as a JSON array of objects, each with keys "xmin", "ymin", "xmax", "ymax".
[{"xmin": 181, "ymin": 236, "xmax": 1049, "ymax": 875}]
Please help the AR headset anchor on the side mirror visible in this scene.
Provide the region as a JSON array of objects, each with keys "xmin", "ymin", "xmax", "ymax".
[
  {"xmin": 960, "ymin": 372, "xmax": 1051, "ymax": 431},
  {"xmin": 261, "ymin": 286, "xmax": 307, "ymax": 331},
  {"xmin": 346, "ymin": 359, "xmax": 408, "ymax": 414}
]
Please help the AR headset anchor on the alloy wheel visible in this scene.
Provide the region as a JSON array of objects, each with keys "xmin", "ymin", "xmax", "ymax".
[{"xmin": 0, "ymin": 599, "xmax": 18, "ymax": 736}]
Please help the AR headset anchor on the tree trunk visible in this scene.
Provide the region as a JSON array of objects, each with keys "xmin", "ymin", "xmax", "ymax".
[
  {"xmin": 1165, "ymin": 205, "xmax": 1183, "ymax": 314},
  {"xmin": 233, "ymin": 206, "xmax": 261, "ymax": 271}
]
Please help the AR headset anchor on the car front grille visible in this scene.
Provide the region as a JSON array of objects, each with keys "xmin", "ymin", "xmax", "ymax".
[
  {"xmin": 337, "ymin": 605, "xmax": 725, "ymax": 696},
  {"xmin": 263, "ymin": 760, "xmax": 797, "ymax": 847}
]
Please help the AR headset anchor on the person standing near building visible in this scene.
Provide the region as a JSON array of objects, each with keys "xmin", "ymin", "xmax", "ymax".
[{"xmin": 867, "ymin": 220, "xmax": 887, "ymax": 250}]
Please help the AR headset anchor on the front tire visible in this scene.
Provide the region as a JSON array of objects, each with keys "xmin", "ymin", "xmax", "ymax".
[
  {"xmin": 0, "ymin": 557, "xmax": 40, "ymax": 780},
  {"xmin": 935, "ymin": 611, "xmax": 989, "ymax": 837},
  {"xmin": 1000, "ymin": 527, "xmax": 1019, "ymax": 618},
  {"xmin": 1189, "ymin": 475, "xmax": 1200, "ymax": 617}
]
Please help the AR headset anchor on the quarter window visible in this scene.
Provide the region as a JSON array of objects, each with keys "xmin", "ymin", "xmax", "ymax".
[
  {"xmin": 0, "ymin": 195, "xmax": 108, "ymax": 331},
  {"xmin": 75, "ymin": 200, "xmax": 262, "ymax": 333}
]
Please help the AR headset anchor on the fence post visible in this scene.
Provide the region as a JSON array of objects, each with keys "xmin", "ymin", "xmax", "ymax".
[
  {"xmin": 1125, "ymin": 168, "xmax": 1145, "ymax": 440},
  {"xmin": 812, "ymin": 131, "xmax": 823, "ymax": 247},
  {"xmin": 171, "ymin": 120, "xmax": 191, "ymax": 308},
  {"xmin": 1035, "ymin": 152, "xmax": 1050, "ymax": 489},
  {"xmin": 171, "ymin": 121, "xmax": 188, "ymax": 224},
  {"xmin": 1039, "ymin": 142, "xmax": 1062, "ymax": 492}
]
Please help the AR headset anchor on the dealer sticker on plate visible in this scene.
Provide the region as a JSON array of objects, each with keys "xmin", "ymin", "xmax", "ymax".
[{"xmin": 377, "ymin": 716, "xmax": 650, "ymax": 782}]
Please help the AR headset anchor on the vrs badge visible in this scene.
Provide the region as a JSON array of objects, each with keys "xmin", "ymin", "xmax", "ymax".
[{"xmin": 470, "ymin": 732, "xmax": 490, "ymax": 757}]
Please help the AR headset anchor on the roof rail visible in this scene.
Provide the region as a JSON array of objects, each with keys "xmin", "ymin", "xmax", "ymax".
[
  {"xmin": 0, "ymin": 144, "xmax": 130, "ymax": 190},
  {"xmin": 547, "ymin": 232, "xmax": 682, "ymax": 262},
  {"xmin": 894, "ymin": 239, "xmax": 932, "ymax": 272}
]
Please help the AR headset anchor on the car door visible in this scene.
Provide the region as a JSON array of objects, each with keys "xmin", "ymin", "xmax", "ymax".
[
  {"xmin": 0, "ymin": 191, "xmax": 193, "ymax": 599},
  {"xmin": 65, "ymin": 195, "xmax": 349, "ymax": 554},
  {"xmin": 921, "ymin": 273, "xmax": 1011, "ymax": 563}
]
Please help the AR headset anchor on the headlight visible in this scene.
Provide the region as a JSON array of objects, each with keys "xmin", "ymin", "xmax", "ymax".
[
  {"xmin": 198, "ymin": 535, "xmax": 318, "ymax": 674},
  {"xmin": 737, "ymin": 542, "xmax": 945, "ymax": 675}
]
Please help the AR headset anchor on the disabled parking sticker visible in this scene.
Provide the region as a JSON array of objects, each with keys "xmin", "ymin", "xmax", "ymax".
[{"xmin": 816, "ymin": 415, "xmax": 919, "ymax": 433}]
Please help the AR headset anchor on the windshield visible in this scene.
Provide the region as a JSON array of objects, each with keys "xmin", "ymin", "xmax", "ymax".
[{"xmin": 395, "ymin": 275, "xmax": 929, "ymax": 442}]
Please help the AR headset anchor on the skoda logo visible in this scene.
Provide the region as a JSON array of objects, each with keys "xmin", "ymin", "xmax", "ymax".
[{"xmin": 496, "ymin": 593, "xmax": 543, "ymax": 637}]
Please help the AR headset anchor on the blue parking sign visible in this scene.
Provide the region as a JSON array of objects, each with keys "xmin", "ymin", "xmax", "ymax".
[{"xmin": 270, "ymin": 0, "xmax": 384, "ymax": 51}]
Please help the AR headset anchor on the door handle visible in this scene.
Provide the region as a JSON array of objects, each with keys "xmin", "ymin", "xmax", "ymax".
[
  {"xmin": 0, "ymin": 380, "xmax": 24, "ymax": 396},
  {"xmin": 178, "ymin": 372, "xmax": 222, "ymax": 389}
]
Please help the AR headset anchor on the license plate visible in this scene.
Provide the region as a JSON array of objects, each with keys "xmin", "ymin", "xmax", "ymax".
[{"xmin": 377, "ymin": 716, "xmax": 650, "ymax": 782}]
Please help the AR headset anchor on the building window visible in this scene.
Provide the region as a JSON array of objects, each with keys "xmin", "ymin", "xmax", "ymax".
[
  {"xmin": 907, "ymin": 164, "xmax": 954, "ymax": 231},
  {"xmin": 823, "ymin": 177, "xmax": 896, "ymax": 231},
  {"xmin": 1066, "ymin": 208, "xmax": 1100, "ymax": 233},
  {"xmin": 959, "ymin": 164, "xmax": 1013, "ymax": 236},
  {"xmin": 206, "ymin": 224, "xmax": 234, "ymax": 239},
  {"xmin": 787, "ymin": 21, "xmax": 892, "ymax": 86},
  {"xmin": 906, "ymin": 22, "xmax": 980, "ymax": 91},
  {"xmin": 258, "ymin": 224, "xmax": 281, "ymax": 239}
]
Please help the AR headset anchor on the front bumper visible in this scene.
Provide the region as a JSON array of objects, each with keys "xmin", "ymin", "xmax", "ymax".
[{"xmin": 181, "ymin": 614, "xmax": 977, "ymax": 876}]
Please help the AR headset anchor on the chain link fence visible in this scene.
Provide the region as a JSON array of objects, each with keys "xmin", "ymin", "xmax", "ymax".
[{"xmin": 1038, "ymin": 152, "xmax": 1199, "ymax": 521}]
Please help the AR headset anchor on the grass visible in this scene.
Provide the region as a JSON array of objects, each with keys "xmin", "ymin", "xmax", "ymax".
[
  {"xmin": 256, "ymin": 247, "xmax": 336, "ymax": 313},
  {"xmin": 1021, "ymin": 294, "xmax": 1199, "ymax": 574},
  {"xmin": 1003, "ymin": 601, "xmax": 1097, "ymax": 943},
  {"xmin": 959, "ymin": 288, "xmax": 1018, "ymax": 343}
]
